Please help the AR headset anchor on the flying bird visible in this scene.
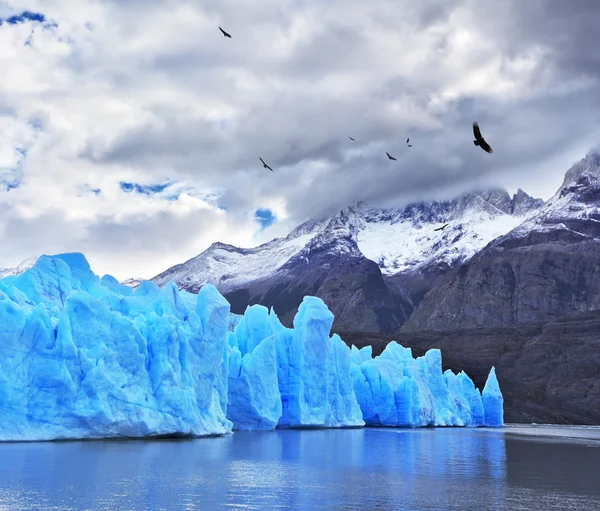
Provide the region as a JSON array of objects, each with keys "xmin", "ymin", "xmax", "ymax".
[
  {"xmin": 406, "ymin": 138, "xmax": 412, "ymax": 147},
  {"xmin": 434, "ymin": 223, "xmax": 449, "ymax": 231},
  {"xmin": 386, "ymin": 152, "xmax": 397, "ymax": 161},
  {"xmin": 472, "ymin": 122, "xmax": 493, "ymax": 153},
  {"xmin": 259, "ymin": 157, "xmax": 273, "ymax": 172},
  {"xmin": 349, "ymin": 136, "xmax": 355, "ymax": 141},
  {"xmin": 218, "ymin": 26, "xmax": 232, "ymax": 38}
]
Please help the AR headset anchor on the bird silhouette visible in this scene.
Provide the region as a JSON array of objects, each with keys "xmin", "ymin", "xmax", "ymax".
[
  {"xmin": 349, "ymin": 136, "xmax": 355, "ymax": 141},
  {"xmin": 386, "ymin": 152, "xmax": 397, "ymax": 161},
  {"xmin": 260, "ymin": 157, "xmax": 273, "ymax": 172},
  {"xmin": 473, "ymin": 122, "xmax": 493, "ymax": 153},
  {"xmin": 406, "ymin": 138, "xmax": 412, "ymax": 147},
  {"xmin": 434, "ymin": 223, "xmax": 449, "ymax": 231},
  {"xmin": 219, "ymin": 26, "xmax": 232, "ymax": 38}
]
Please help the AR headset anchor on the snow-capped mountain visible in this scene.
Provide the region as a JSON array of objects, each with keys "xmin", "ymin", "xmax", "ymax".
[
  {"xmin": 152, "ymin": 187, "xmax": 543, "ymax": 332},
  {"xmin": 404, "ymin": 150, "xmax": 600, "ymax": 332},
  {"xmin": 498, "ymin": 150, "xmax": 600, "ymax": 244},
  {"xmin": 154, "ymin": 189, "xmax": 542, "ymax": 290},
  {"xmin": 0, "ymin": 256, "xmax": 38, "ymax": 278},
  {"xmin": 354, "ymin": 188, "xmax": 542, "ymax": 275},
  {"xmin": 153, "ymin": 221, "xmax": 327, "ymax": 294}
]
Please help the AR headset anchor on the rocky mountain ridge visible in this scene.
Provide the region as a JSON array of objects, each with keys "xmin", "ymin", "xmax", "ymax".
[
  {"xmin": 152, "ymin": 187, "xmax": 543, "ymax": 332},
  {"xmin": 403, "ymin": 150, "xmax": 600, "ymax": 331}
]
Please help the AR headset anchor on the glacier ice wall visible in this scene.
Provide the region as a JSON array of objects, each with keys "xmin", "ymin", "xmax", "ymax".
[
  {"xmin": 0, "ymin": 252, "xmax": 502, "ymax": 441},
  {"xmin": 227, "ymin": 306, "xmax": 282, "ymax": 430},
  {"xmin": 350, "ymin": 341, "xmax": 499, "ymax": 427},
  {"xmin": 226, "ymin": 299, "xmax": 364, "ymax": 429},
  {"xmin": 0, "ymin": 254, "xmax": 232, "ymax": 441}
]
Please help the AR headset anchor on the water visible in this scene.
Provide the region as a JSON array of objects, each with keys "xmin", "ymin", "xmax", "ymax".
[{"xmin": 0, "ymin": 426, "xmax": 598, "ymax": 511}]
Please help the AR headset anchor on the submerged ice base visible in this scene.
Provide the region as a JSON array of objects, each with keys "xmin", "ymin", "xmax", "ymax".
[{"xmin": 0, "ymin": 253, "xmax": 503, "ymax": 441}]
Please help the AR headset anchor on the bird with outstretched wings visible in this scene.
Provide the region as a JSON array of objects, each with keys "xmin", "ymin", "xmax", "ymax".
[
  {"xmin": 260, "ymin": 157, "xmax": 273, "ymax": 171},
  {"xmin": 473, "ymin": 122, "xmax": 493, "ymax": 153},
  {"xmin": 219, "ymin": 26, "xmax": 232, "ymax": 38},
  {"xmin": 386, "ymin": 152, "xmax": 397, "ymax": 161},
  {"xmin": 349, "ymin": 136, "xmax": 355, "ymax": 141},
  {"xmin": 434, "ymin": 223, "xmax": 449, "ymax": 231}
]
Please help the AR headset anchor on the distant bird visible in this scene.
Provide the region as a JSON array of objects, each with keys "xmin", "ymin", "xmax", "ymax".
[
  {"xmin": 259, "ymin": 157, "xmax": 273, "ymax": 172},
  {"xmin": 472, "ymin": 122, "xmax": 493, "ymax": 153},
  {"xmin": 434, "ymin": 223, "xmax": 449, "ymax": 231},
  {"xmin": 386, "ymin": 152, "xmax": 397, "ymax": 161},
  {"xmin": 218, "ymin": 26, "xmax": 232, "ymax": 38},
  {"xmin": 349, "ymin": 136, "xmax": 355, "ymax": 141},
  {"xmin": 406, "ymin": 137, "xmax": 412, "ymax": 147}
]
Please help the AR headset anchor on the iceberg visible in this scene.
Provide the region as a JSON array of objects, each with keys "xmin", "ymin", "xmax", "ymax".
[
  {"xmin": 0, "ymin": 252, "xmax": 503, "ymax": 441},
  {"xmin": 482, "ymin": 367, "xmax": 504, "ymax": 427},
  {"xmin": 0, "ymin": 254, "xmax": 232, "ymax": 441},
  {"xmin": 350, "ymin": 341, "xmax": 497, "ymax": 427},
  {"xmin": 226, "ymin": 299, "xmax": 364, "ymax": 429},
  {"xmin": 226, "ymin": 306, "xmax": 282, "ymax": 430}
]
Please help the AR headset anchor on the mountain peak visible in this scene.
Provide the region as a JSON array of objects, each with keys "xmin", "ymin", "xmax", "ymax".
[
  {"xmin": 559, "ymin": 150, "xmax": 600, "ymax": 196},
  {"xmin": 511, "ymin": 188, "xmax": 544, "ymax": 216}
]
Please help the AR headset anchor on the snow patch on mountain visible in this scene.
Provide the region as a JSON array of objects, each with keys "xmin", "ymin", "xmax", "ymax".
[
  {"xmin": 357, "ymin": 210, "xmax": 527, "ymax": 275},
  {"xmin": 153, "ymin": 228, "xmax": 324, "ymax": 293}
]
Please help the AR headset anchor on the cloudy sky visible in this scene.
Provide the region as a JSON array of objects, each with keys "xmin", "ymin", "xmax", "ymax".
[{"xmin": 1, "ymin": 0, "xmax": 599, "ymax": 279}]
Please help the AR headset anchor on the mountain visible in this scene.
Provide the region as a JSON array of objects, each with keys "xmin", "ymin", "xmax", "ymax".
[
  {"xmin": 152, "ymin": 188, "xmax": 543, "ymax": 332},
  {"xmin": 0, "ymin": 256, "xmax": 38, "ymax": 278},
  {"xmin": 403, "ymin": 150, "xmax": 600, "ymax": 331}
]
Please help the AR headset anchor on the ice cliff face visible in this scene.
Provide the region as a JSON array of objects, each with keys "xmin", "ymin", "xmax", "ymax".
[
  {"xmin": 349, "ymin": 343, "xmax": 502, "ymax": 427},
  {"xmin": 0, "ymin": 253, "xmax": 502, "ymax": 441},
  {"xmin": 0, "ymin": 254, "xmax": 233, "ymax": 441}
]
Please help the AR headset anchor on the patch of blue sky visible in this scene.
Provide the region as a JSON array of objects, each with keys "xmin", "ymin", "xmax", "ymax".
[
  {"xmin": 119, "ymin": 181, "xmax": 172, "ymax": 195},
  {"xmin": 3, "ymin": 11, "xmax": 45, "ymax": 25},
  {"xmin": 255, "ymin": 208, "xmax": 276, "ymax": 230}
]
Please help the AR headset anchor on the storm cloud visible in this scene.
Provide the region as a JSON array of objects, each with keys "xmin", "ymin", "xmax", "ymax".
[{"xmin": 1, "ymin": 0, "xmax": 599, "ymax": 278}]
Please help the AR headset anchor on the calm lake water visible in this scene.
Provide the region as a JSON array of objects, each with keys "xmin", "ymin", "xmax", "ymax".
[{"xmin": 0, "ymin": 426, "xmax": 599, "ymax": 511}]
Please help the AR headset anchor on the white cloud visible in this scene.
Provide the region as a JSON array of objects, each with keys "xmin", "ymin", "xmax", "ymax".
[{"xmin": 0, "ymin": 0, "xmax": 599, "ymax": 279}]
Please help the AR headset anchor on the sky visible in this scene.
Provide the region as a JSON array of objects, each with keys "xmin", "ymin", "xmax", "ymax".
[{"xmin": 1, "ymin": 0, "xmax": 600, "ymax": 280}]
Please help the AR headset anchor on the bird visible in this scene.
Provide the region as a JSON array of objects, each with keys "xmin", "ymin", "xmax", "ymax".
[
  {"xmin": 386, "ymin": 152, "xmax": 397, "ymax": 161},
  {"xmin": 472, "ymin": 122, "xmax": 493, "ymax": 153},
  {"xmin": 218, "ymin": 26, "xmax": 232, "ymax": 38},
  {"xmin": 406, "ymin": 137, "xmax": 412, "ymax": 147},
  {"xmin": 259, "ymin": 157, "xmax": 273, "ymax": 171},
  {"xmin": 434, "ymin": 223, "xmax": 449, "ymax": 231},
  {"xmin": 349, "ymin": 136, "xmax": 355, "ymax": 141}
]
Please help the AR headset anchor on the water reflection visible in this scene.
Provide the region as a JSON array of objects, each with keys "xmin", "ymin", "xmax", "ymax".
[{"xmin": 0, "ymin": 427, "xmax": 597, "ymax": 510}]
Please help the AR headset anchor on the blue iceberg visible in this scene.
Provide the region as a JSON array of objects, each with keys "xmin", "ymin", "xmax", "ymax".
[
  {"xmin": 227, "ymin": 306, "xmax": 282, "ymax": 430},
  {"xmin": 0, "ymin": 254, "xmax": 232, "ymax": 441},
  {"xmin": 350, "ymin": 341, "xmax": 498, "ymax": 427},
  {"xmin": 0, "ymin": 252, "xmax": 503, "ymax": 441},
  {"xmin": 226, "ymin": 299, "xmax": 364, "ymax": 429},
  {"xmin": 482, "ymin": 367, "xmax": 504, "ymax": 427}
]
